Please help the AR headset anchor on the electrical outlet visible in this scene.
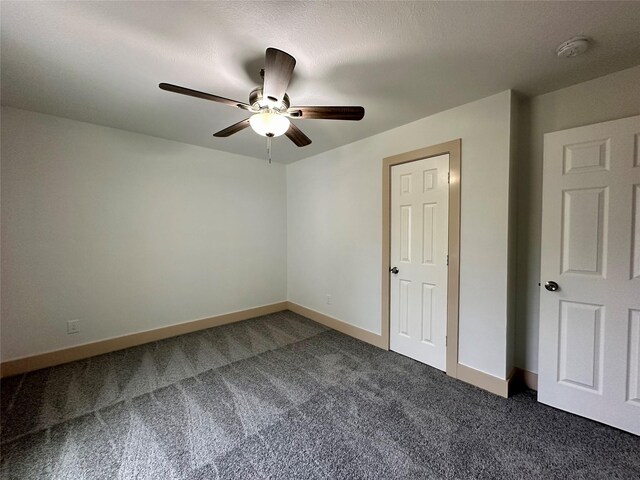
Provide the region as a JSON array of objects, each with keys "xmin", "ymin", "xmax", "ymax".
[
  {"xmin": 326, "ymin": 294, "xmax": 332, "ymax": 305},
  {"xmin": 67, "ymin": 319, "xmax": 80, "ymax": 334}
]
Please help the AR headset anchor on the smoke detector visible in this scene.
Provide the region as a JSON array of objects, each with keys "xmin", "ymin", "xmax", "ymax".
[{"xmin": 556, "ymin": 36, "xmax": 590, "ymax": 58}]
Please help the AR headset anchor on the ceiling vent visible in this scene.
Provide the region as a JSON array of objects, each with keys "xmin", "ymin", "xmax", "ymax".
[{"xmin": 556, "ymin": 36, "xmax": 590, "ymax": 58}]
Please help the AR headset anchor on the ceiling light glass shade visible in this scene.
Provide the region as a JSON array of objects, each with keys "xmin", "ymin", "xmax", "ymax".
[{"xmin": 249, "ymin": 112, "xmax": 290, "ymax": 137}]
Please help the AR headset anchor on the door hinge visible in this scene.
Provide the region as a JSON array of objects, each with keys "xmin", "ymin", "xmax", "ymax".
[
  {"xmin": 447, "ymin": 172, "xmax": 450, "ymax": 184},
  {"xmin": 446, "ymin": 254, "xmax": 449, "ymax": 266},
  {"xmin": 445, "ymin": 336, "xmax": 447, "ymax": 346}
]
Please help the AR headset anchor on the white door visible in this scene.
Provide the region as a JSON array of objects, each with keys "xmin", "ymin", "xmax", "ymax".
[
  {"xmin": 539, "ymin": 115, "xmax": 640, "ymax": 435},
  {"xmin": 390, "ymin": 154, "xmax": 449, "ymax": 371}
]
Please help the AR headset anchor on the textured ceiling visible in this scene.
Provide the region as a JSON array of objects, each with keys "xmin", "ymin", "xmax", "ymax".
[{"xmin": 2, "ymin": 1, "xmax": 640, "ymax": 164}]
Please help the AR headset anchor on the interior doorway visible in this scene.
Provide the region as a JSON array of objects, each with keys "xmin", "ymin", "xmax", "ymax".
[{"xmin": 382, "ymin": 139, "xmax": 461, "ymax": 378}]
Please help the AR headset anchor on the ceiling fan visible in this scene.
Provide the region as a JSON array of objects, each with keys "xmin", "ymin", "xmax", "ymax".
[{"xmin": 159, "ymin": 48, "xmax": 365, "ymax": 152}]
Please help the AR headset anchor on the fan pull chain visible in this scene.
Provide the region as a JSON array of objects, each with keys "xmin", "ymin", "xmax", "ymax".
[{"xmin": 267, "ymin": 136, "xmax": 272, "ymax": 164}]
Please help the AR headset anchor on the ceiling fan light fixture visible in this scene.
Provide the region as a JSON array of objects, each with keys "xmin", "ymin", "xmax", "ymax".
[{"xmin": 249, "ymin": 111, "xmax": 290, "ymax": 137}]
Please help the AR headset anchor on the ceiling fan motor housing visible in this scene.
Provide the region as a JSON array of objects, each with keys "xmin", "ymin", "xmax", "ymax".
[{"xmin": 250, "ymin": 87, "xmax": 290, "ymax": 112}]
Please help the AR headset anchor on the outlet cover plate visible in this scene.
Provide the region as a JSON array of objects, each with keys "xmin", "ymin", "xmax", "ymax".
[{"xmin": 67, "ymin": 319, "xmax": 80, "ymax": 334}]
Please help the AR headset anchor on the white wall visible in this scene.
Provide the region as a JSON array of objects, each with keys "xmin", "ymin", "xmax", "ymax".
[
  {"xmin": 515, "ymin": 65, "xmax": 640, "ymax": 374},
  {"xmin": 288, "ymin": 91, "xmax": 515, "ymax": 379},
  {"xmin": 1, "ymin": 107, "xmax": 287, "ymax": 361}
]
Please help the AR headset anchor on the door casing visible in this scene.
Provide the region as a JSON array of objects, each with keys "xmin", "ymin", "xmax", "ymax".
[{"xmin": 382, "ymin": 139, "xmax": 461, "ymax": 378}]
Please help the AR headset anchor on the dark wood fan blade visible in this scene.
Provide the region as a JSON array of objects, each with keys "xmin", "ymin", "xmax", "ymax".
[
  {"xmin": 289, "ymin": 106, "xmax": 365, "ymax": 121},
  {"xmin": 213, "ymin": 118, "xmax": 251, "ymax": 137},
  {"xmin": 159, "ymin": 83, "xmax": 251, "ymax": 110},
  {"xmin": 285, "ymin": 122, "xmax": 312, "ymax": 147},
  {"xmin": 263, "ymin": 48, "xmax": 296, "ymax": 105}
]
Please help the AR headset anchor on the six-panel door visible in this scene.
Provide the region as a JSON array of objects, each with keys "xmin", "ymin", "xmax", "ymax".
[
  {"xmin": 390, "ymin": 154, "xmax": 449, "ymax": 371},
  {"xmin": 539, "ymin": 115, "xmax": 640, "ymax": 435}
]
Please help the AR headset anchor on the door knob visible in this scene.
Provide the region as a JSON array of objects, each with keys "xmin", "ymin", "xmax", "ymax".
[
  {"xmin": 390, "ymin": 267, "xmax": 399, "ymax": 274},
  {"xmin": 544, "ymin": 281, "xmax": 559, "ymax": 292}
]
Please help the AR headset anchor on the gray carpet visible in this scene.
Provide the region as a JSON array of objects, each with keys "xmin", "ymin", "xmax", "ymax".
[{"xmin": 1, "ymin": 311, "xmax": 638, "ymax": 479}]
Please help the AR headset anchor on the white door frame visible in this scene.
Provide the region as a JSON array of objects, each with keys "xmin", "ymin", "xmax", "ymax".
[{"xmin": 382, "ymin": 139, "xmax": 461, "ymax": 378}]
